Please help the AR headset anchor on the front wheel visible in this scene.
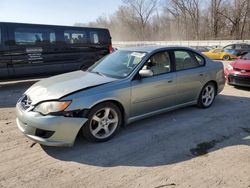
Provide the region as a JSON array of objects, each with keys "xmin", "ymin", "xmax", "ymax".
[
  {"xmin": 197, "ymin": 83, "xmax": 216, "ymax": 108},
  {"xmin": 82, "ymin": 102, "xmax": 122, "ymax": 142}
]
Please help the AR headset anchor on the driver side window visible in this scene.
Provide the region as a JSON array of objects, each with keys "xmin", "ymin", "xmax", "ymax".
[{"xmin": 142, "ymin": 51, "xmax": 171, "ymax": 76}]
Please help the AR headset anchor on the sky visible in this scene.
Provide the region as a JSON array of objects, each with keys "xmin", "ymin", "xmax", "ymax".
[{"xmin": 0, "ymin": 0, "xmax": 123, "ymax": 26}]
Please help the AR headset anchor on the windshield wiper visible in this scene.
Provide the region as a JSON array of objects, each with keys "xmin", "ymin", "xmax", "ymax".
[{"xmin": 90, "ymin": 71, "xmax": 106, "ymax": 77}]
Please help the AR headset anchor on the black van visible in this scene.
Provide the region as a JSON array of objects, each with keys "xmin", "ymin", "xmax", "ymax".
[{"xmin": 0, "ymin": 22, "xmax": 112, "ymax": 80}]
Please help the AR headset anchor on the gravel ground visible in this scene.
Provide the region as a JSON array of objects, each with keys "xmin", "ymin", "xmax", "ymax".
[{"xmin": 0, "ymin": 79, "xmax": 250, "ymax": 188}]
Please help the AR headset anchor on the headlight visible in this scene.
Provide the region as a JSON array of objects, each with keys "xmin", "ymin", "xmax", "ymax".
[
  {"xmin": 227, "ymin": 64, "xmax": 233, "ymax": 70},
  {"xmin": 34, "ymin": 101, "xmax": 71, "ymax": 115}
]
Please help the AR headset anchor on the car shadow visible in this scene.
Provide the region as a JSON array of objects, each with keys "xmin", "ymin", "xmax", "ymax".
[
  {"xmin": 42, "ymin": 94, "xmax": 250, "ymax": 167},
  {"xmin": 234, "ymin": 85, "xmax": 250, "ymax": 91}
]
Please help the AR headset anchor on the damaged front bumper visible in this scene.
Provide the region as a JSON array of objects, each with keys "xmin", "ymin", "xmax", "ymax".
[{"xmin": 16, "ymin": 102, "xmax": 88, "ymax": 147}]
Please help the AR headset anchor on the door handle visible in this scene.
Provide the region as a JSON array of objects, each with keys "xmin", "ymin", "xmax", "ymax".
[
  {"xmin": 167, "ymin": 80, "xmax": 173, "ymax": 83},
  {"xmin": 199, "ymin": 73, "xmax": 204, "ymax": 76}
]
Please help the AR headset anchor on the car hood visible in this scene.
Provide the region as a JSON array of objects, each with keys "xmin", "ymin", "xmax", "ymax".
[
  {"xmin": 232, "ymin": 60, "xmax": 250, "ymax": 70},
  {"xmin": 25, "ymin": 71, "xmax": 117, "ymax": 105}
]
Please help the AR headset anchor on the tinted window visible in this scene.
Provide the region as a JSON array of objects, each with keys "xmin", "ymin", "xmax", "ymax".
[
  {"xmin": 14, "ymin": 28, "xmax": 56, "ymax": 45},
  {"xmin": 0, "ymin": 27, "xmax": 1, "ymax": 45},
  {"xmin": 242, "ymin": 52, "xmax": 250, "ymax": 60},
  {"xmin": 98, "ymin": 30, "xmax": 110, "ymax": 44},
  {"xmin": 241, "ymin": 44, "xmax": 250, "ymax": 49},
  {"xmin": 174, "ymin": 51, "xmax": 202, "ymax": 71},
  {"xmin": 224, "ymin": 45, "xmax": 234, "ymax": 50},
  {"xmin": 64, "ymin": 30, "xmax": 88, "ymax": 44},
  {"xmin": 235, "ymin": 44, "xmax": 242, "ymax": 50},
  {"xmin": 143, "ymin": 52, "xmax": 171, "ymax": 76},
  {"xmin": 90, "ymin": 31, "xmax": 99, "ymax": 44}
]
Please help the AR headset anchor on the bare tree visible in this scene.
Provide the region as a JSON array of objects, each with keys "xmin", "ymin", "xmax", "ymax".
[
  {"xmin": 122, "ymin": 0, "xmax": 158, "ymax": 40},
  {"xmin": 210, "ymin": 0, "xmax": 224, "ymax": 38},
  {"xmin": 166, "ymin": 0, "xmax": 201, "ymax": 40},
  {"xmin": 80, "ymin": 0, "xmax": 250, "ymax": 41},
  {"xmin": 218, "ymin": 0, "xmax": 250, "ymax": 39}
]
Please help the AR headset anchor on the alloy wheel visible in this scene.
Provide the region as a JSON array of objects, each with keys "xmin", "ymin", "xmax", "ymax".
[
  {"xmin": 201, "ymin": 85, "xmax": 215, "ymax": 107},
  {"xmin": 90, "ymin": 107, "xmax": 119, "ymax": 139}
]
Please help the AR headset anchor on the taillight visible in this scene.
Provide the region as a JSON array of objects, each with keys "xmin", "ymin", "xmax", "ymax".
[{"xmin": 108, "ymin": 43, "xmax": 113, "ymax": 53}]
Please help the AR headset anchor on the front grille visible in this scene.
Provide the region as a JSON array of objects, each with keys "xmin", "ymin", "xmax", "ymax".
[
  {"xmin": 234, "ymin": 68, "xmax": 250, "ymax": 72},
  {"xmin": 228, "ymin": 74, "xmax": 250, "ymax": 86},
  {"xmin": 20, "ymin": 95, "xmax": 32, "ymax": 110}
]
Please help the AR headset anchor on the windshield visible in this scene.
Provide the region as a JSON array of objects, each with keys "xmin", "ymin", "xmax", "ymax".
[
  {"xmin": 241, "ymin": 52, "xmax": 250, "ymax": 60},
  {"xmin": 88, "ymin": 50, "xmax": 147, "ymax": 78}
]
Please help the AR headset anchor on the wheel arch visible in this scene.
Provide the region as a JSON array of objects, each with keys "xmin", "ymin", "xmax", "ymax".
[
  {"xmin": 203, "ymin": 80, "xmax": 218, "ymax": 95},
  {"xmin": 86, "ymin": 99, "xmax": 127, "ymax": 127}
]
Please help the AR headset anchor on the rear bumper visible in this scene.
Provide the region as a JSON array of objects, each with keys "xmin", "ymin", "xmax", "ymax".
[
  {"xmin": 228, "ymin": 74, "xmax": 250, "ymax": 87},
  {"xmin": 16, "ymin": 102, "xmax": 88, "ymax": 147}
]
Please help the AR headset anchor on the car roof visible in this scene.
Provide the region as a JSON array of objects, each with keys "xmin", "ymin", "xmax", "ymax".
[{"xmin": 120, "ymin": 45, "xmax": 196, "ymax": 53}]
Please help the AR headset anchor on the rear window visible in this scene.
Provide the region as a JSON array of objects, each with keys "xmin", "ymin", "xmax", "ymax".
[
  {"xmin": 174, "ymin": 51, "xmax": 203, "ymax": 71},
  {"xmin": 235, "ymin": 44, "xmax": 242, "ymax": 49},
  {"xmin": 0, "ymin": 27, "xmax": 1, "ymax": 45},
  {"xmin": 90, "ymin": 31, "xmax": 99, "ymax": 44},
  {"xmin": 224, "ymin": 45, "xmax": 234, "ymax": 50},
  {"xmin": 14, "ymin": 28, "xmax": 56, "ymax": 45},
  {"xmin": 194, "ymin": 53, "xmax": 205, "ymax": 66},
  {"xmin": 98, "ymin": 30, "xmax": 111, "ymax": 44},
  {"xmin": 64, "ymin": 30, "xmax": 88, "ymax": 44}
]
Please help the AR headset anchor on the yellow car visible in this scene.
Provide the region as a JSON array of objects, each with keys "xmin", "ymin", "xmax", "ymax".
[{"xmin": 202, "ymin": 49, "xmax": 237, "ymax": 60}]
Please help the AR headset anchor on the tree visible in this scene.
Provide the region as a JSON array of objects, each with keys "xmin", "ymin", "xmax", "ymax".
[
  {"xmin": 78, "ymin": 0, "xmax": 250, "ymax": 41},
  {"xmin": 122, "ymin": 0, "xmax": 158, "ymax": 40},
  {"xmin": 218, "ymin": 0, "xmax": 250, "ymax": 39},
  {"xmin": 210, "ymin": 0, "xmax": 224, "ymax": 38},
  {"xmin": 165, "ymin": 0, "xmax": 201, "ymax": 40}
]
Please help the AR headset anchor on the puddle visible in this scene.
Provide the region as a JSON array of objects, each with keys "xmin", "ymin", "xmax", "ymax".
[
  {"xmin": 190, "ymin": 140, "xmax": 217, "ymax": 156},
  {"xmin": 190, "ymin": 135, "xmax": 231, "ymax": 156}
]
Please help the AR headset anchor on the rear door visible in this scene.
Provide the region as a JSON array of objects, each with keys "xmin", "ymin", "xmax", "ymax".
[
  {"xmin": 8, "ymin": 23, "xmax": 60, "ymax": 77},
  {"xmin": 0, "ymin": 23, "xmax": 11, "ymax": 79},
  {"xmin": 174, "ymin": 50, "xmax": 206, "ymax": 104}
]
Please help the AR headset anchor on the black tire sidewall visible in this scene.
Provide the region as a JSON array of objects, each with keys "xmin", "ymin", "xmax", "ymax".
[{"xmin": 82, "ymin": 102, "xmax": 122, "ymax": 142}]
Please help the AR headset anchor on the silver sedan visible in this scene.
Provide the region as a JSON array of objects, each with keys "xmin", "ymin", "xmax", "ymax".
[{"xmin": 16, "ymin": 46, "xmax": 225, "ymax": 146}]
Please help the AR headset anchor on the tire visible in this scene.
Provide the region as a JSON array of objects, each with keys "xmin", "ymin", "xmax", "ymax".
[
  {"xmin": 222, "ymin": 55, "xmax": 230, "ymax": 61},
  {"xmin": 82, "ymin": 102, "xmax": 122, "ymax": 142},
  {"xmin": 197, "ymin": 82, "xmax": 216, "ymax": 108}
]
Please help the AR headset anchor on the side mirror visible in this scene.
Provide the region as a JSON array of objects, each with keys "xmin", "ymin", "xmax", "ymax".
[{"xmin": 139, "ymin": 69, "xmax": 153, "ymax": 78}]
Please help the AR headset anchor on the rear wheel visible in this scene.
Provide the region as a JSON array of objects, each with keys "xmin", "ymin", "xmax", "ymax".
[
  {"xmin": 197, "ymin": 83, "xmax": 216, "ymax": 108},
  {"xmin": 82, "ymin": 102, "xmax": 122, "ymax": 142},
  {"xmin": 222, "ymin": 55, "xmax": 230, "ymax": 60}
]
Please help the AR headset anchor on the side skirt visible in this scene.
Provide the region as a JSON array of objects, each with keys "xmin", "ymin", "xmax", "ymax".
[{"xmin": 127, "ymin": 101, "xmax": 197, "ymax": 124}]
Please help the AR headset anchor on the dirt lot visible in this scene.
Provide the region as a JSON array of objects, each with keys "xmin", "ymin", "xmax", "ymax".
[{"xmin": 0, "ymin": 79, "xmax": 250, "ymax": 188}]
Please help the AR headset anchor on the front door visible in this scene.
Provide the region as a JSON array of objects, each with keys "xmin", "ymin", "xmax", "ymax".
[{"xmin": 130, "ymin": 51, "xmax": 177, "ymax": 117}]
